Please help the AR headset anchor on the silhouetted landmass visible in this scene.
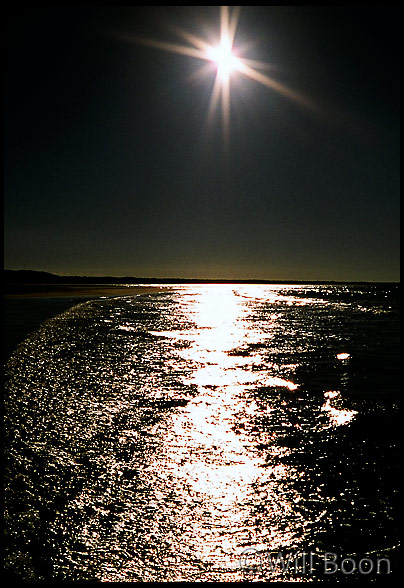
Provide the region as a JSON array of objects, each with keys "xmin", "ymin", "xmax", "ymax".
[{"xmin": 4, "ymin": 269, "xmax": 398, "ymax": 287}]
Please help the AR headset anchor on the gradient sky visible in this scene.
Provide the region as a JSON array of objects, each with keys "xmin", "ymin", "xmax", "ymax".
[{"xmin": 4, "ymin": 6, "xmax": 400, "ymax": 281}]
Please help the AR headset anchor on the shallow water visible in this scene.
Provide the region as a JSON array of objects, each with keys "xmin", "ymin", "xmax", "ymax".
[
  {"xmin": 4, "ymin": 295, "xmax": 99, "ymax": 361},
  {"xmin": 4, "ymin": 284, "xmax": 400, "ymax": 581}
]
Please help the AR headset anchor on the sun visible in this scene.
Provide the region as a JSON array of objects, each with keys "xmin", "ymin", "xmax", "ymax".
[
  {"xmin": 125, "ymin": 6, "xmax": 316, "ymax": 139},
  {"xmin": 206, "ymin": 37, "xmax": 241, "ymax": 82}
]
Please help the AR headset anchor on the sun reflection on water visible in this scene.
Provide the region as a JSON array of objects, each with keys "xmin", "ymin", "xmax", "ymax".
[
  {"xmin": 62, "ymin": 285, "xmax": 360, "ymax": 579},
  {"xmin": 5, "ymin": 284, "xmax": 395, "ymax": 582},
  {"xmin": 142, "ymin": 285, "xmax": 347, "ymax": 573},
  {"xmin": 321, "ymin": 390, "xmax": 357, "ymax": 427}
]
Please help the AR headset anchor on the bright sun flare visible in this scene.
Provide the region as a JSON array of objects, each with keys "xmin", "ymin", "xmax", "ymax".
[
  {"xmin": 206, "ymin": 38, "xmax": 241, "ymax": 82},
  {"xmin": 128, "ymin": 6, "xmax": 315, "ymax": 139}
]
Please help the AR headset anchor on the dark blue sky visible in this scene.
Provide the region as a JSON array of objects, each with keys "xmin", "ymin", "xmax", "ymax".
[{"xmin": 4, "ymin": 6, "xmax": 400, "ymax": 281}]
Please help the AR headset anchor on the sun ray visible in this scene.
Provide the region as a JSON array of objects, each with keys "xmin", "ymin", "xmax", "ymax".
[
  {"xmin": 228, "ymin": 5, "xmax": 241, "ymax": 47},
  {"xmin": 220, "ymin": 5, "xmax": 230, "ymax": 46},
  {"xmin": 237, "ymin": 60, "xmax": 318, "ymax": 112},
  {"xmin": 118, "ymin": 6, "xmax": 319, "ymax": 136},
  {"xmin": 207, "ymin": 74, "xmax": 222, "ymax": 125},
  {"xmin": 172, "ymin": 26, "xmax": 214, "ymax": 57},
  {"xmin": 221, "ymin": 75, "xmax": 231, "ymax": 145}
]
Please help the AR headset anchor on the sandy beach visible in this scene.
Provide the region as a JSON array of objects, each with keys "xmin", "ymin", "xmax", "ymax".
[
  {"xmin": 5, "ymin": 284, "xmax": 165, "ymax": 298},
  {"xmin": 4, "ymin": 284, "xmax": 166, "ymax": 361}
]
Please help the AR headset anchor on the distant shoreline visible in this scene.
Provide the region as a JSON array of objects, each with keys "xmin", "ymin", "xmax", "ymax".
[
  {"xmin": 5, "ymin": 281, "xmax": 400, "ymax": 300},
  {"xmin": 4, "ymin": 269, "xmax": 399, "ymax": 292},
  {"xmin": 4, "ymin": 269, "xmax": 399, "ymax": 299}
]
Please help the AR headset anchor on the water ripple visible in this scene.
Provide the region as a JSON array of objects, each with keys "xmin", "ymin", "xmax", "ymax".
[{"xmin": 4, "ymin": 285, "xmax": 399, "ymax": 581}]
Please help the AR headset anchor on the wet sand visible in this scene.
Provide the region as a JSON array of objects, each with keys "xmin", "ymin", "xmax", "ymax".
[
  {"xmin": 5, "ymin": 284, "xmax": 165, "ymax": 298},
  {"xmin": 4, "ymin": 285, "xmax": 166, "ymax": 361}
]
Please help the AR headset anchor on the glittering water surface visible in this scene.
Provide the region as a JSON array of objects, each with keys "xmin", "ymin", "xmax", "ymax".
[{"xmin": 4, "ymin": 285, "xmax": 400, "ymax": 581}]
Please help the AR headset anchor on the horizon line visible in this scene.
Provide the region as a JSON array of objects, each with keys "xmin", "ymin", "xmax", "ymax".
[{"xmin": 4, "ymin": 269, "xmax": 400, "ymax": 285}]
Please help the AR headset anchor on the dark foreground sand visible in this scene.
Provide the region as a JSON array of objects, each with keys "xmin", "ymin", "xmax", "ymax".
[
  {"xmin": 4, "ymin": 285, "xmax": 167, "ymax": 360},
  {"xmin": 5, "ymin": 284, "xmax": 165, "ymax": 298}
]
